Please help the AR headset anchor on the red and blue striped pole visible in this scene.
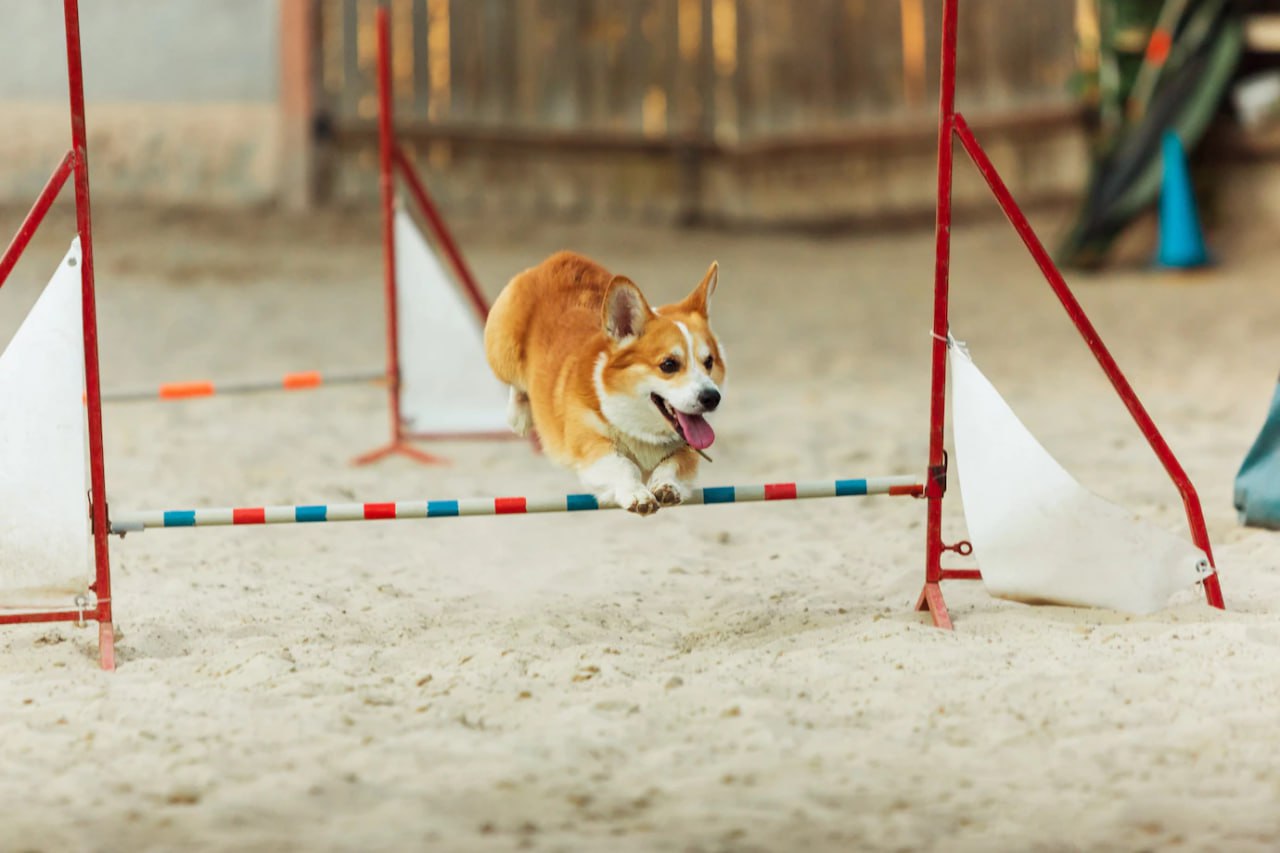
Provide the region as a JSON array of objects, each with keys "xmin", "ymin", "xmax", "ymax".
[{"xmin": 110, "ymin": 475, "xmax": 924, "ymax": 534}]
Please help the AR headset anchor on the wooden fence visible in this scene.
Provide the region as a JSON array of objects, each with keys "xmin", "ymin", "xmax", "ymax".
[{"xmin": 315, "ymin": 0, "xmax": 1084, "ymax": 224}]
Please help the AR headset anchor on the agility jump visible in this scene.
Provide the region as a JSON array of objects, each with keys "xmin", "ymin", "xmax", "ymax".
[
  {"xmin": 0, "ymin": 0, "xmax": 1226, "ymax": 672},
  {"xmin": 88, "ymin": 13, "xmax": 509, "ymax": 467}
]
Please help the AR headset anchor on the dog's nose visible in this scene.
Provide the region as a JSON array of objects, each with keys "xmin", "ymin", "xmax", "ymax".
[{"xmin": 698, "ymin": 388, "xmax": 721, "ymax": 411}]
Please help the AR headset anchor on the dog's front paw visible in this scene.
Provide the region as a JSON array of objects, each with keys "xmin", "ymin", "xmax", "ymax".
[
  {"xmin": 649, "ymin": 480, "xmax": 691, "ymax": 507},
  {"xmin": 616, "ymin": 485, "xmax": 659, "ymax": 516}
]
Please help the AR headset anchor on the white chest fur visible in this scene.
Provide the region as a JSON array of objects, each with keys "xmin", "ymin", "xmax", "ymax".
[{"xmin": 607, "ymin": 427, "xmax": 686, "ymax": 478}]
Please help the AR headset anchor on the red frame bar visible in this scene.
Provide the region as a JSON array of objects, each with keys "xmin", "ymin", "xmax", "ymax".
[
  {"xmin": 917, "ymin": 0, "xmax": 961, "ymax": 629},
  {"xmin": 0, "ymin": 0, "xmax": 116, "ymax": 670},
  {"xmin": 0, "ymin": 151, "xmax": 74, "ymax": 291},
  {"xmin": 392, "ymin": 144, "xmax": 489, "ymax": 321},
  {"xmin": 67, "ymin": 0, "xmax": 116, "ymax": 668},
  {"xmin": 0, "ymin": 609, "xmax": 95, "ymax": 626},
  {"xmin": 918, "ymin": 0, "xmax": 1224, "ymax": 625},
  {"xmin": 377, "ymin": 6, "xmax": 400, "ymax": 442},
  {"xmin": 376, "ymin": 5, "xmax": 401, "ymax": 446}
]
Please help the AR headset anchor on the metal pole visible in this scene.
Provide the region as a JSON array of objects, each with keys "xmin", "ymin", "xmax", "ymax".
[
  {"xmin": 392, "ymin": 144, "xmax": 490, "ymax": 321},
  {"xmin": 377, "ymin": 5, "xmax": 402, "ymax": 446},
  {"xmin": 918, "ymin": 0, "xmax": 960, "ymax": 629},
  {"xmin": 0, "ymin": 151, "xmax": 74, "ymax": 291},
  {"xmin": 109, "ymin": 475, "xmax": 926, "ymax": 533},
  {"xmin": 64, "ymin": 0, "xmax": 115, "ymax": 670},
  {"xmin": 101, "ymin": 369, "xmax": 386, "ymax": 403}
]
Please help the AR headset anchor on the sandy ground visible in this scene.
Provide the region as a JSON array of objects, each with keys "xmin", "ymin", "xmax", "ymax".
[{"xmin": 2, "ymin": 201, "xmax": 1280, "ymax": 853}]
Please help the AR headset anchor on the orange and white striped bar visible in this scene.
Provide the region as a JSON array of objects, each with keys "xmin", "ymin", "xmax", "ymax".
[
  {"xmin": 109, "ymin": 475, "xmax": 925, "ymax": 534},
  {"xmin": 101, "ymin": 369, "xmax": 386, "ymax": 403}
]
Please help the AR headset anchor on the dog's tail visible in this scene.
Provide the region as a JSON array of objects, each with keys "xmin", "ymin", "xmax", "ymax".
[{"xmin": 483, "ymin": 273, "xmax": 527, "ymax": 389}]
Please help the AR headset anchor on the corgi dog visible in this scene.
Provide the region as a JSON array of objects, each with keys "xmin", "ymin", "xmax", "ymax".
[{"xmin": 484, "ymin": 252, "xmax": 724, "ymax": 515}]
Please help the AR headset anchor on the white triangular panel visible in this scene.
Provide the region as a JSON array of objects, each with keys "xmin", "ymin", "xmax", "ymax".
[
  {"xmin": 395, "ymin": 208, "xmax": 509, "ymax": 435},
  {"xmin": 0, "ymin": 240, "xmax": 92, "ymax": 610},
  {"xmin": 950, "ymin": 341, "xmax": 1211, "ymax": 614}
]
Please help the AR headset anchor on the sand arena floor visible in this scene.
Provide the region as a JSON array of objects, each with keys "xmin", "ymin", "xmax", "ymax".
[{"xmin": 1, "ymin": 205, "xmax": 1279, "ymax": 852}]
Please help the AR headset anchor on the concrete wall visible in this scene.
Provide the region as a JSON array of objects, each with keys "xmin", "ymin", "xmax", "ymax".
[{"xmin": 0, "ymin": 1, "xmax": 282, "ymax": 206}]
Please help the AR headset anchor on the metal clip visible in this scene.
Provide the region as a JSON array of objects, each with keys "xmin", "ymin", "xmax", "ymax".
[
  {"xmin": 87, "ymin": 489, "xmax": 116, "ymax": 536},
  {"xmin": 927, "ymin": 450, "xmax": 949, "ymax": 498}
]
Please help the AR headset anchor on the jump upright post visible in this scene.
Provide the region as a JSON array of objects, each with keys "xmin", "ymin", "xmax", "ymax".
[
  {"xmin": 353, "ymin": 5, "xmax": 515, "ymax": 465},
  {"xmin": 352, "ymin": 5, "xmax": 431, "ymax": 466},
  {"xmin": 0, "ymin": 0, "xmax": 115, "ymax": 670},
  {"xmin": 918, "ymin": 0, "xmax": 1225, "ymax": 627}
]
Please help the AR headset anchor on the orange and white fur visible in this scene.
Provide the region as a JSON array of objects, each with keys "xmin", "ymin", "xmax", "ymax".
[{"xmin": 484, "ymin": 252, "xmax": 725, "ymax": 515}]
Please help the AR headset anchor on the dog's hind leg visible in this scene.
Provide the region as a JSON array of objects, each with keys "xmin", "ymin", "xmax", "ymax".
[{"xmin": 506, "ymin": 387, "xmax": 533, "ymax": 436}]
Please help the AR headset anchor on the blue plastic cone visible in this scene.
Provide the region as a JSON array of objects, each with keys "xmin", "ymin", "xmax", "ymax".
[{"xmin": 1155, "ymin": 131, "xmax": 1210, "ymax": 269}]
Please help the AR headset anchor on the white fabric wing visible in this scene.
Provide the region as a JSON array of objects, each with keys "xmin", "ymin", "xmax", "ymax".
[
  {"xmin": 949, "ymin": 341, "xmax": 1212, "ymax": 614},
  {"xmin": 394, "ymin": 208, "xmax": 509, "ymax": 435},
  {"xmin": 0, "ymin": 240, "xmax": 92, "ymax": 611}
]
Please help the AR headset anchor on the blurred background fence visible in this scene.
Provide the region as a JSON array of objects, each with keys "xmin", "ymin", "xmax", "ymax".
[
  {"xmin": 0, "ymin": 0, "xmax": 1092, "ymax": 226},
  {"xmin": 319, "ymin": 0, "xmax": 1077, "ymax": 144},
  {"xmin": 316, "ymin": 0, "xmax": 1087, "ymax": 226}
]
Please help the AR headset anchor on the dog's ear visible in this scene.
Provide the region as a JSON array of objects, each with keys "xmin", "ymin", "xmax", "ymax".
[
  {"xmin": 602, "ymin": 276, "xmax": 651, "ymax": 343},
  {"xmin": 680, "ymin": 261, "xmax": 719, "ymax": 316}
]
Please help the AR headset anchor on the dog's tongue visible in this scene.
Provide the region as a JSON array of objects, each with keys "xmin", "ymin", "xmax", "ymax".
[{"xmin": 676, "ymin": 411, "xmax": 716, "ymax": 450}]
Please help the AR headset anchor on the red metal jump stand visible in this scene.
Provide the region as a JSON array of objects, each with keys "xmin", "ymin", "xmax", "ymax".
[
  {"xmin": 917, "ymin": 0, "xmax": 1226, "ymax": 628},
  {"xmin": 352, "ymin": 6, "xmax": 443, "ymax": 466},
  {"xmin": 0, "ymin": 0, "xmax": 116, "ymax": 670},
  {"xmin": 354, "ymin": 5, "xmax": 517, "ymax": 465}
]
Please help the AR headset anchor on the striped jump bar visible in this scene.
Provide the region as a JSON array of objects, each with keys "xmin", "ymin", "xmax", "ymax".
[
  {"xmin": 109, "ymin": 475, "xmax": 924, "ymax": 534},
  {"xmin": 101, "ymin": 369, "xmax": 385, "ymax": 403}
]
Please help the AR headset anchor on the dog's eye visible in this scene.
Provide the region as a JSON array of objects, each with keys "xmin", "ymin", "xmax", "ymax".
[
  {"xmin": 660, "ymin": 358, "xmax": 681, "ymax": 374},
  {"xmin": 703, "ymin": 356, "xmax": 715, "ymax": 371}
]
